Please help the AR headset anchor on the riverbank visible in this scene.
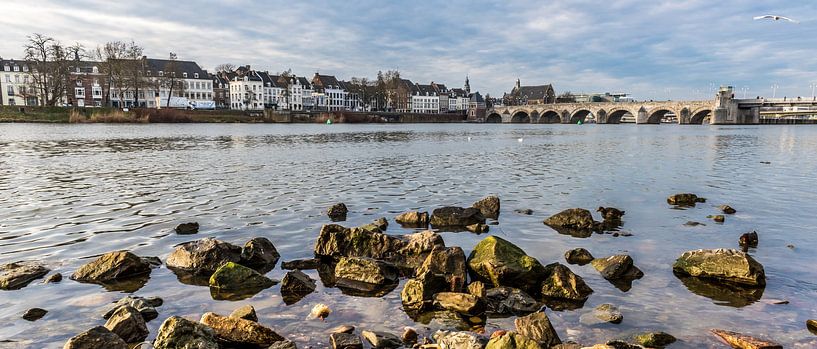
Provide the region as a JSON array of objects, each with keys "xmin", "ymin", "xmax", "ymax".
[{"xmin": 0, "ymin": 106, "xmax": 467, "ymax": 124}]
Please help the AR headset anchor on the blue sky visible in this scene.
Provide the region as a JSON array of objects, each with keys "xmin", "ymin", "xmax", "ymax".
[{"xmin": 1, "ymin": 0, "xmax": 815, "ymax": 100}]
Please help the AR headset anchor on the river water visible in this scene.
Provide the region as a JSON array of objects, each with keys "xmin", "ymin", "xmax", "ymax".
[{"xmin": 0, "ymin": 123, "xmax": 816, "ymax": 348}]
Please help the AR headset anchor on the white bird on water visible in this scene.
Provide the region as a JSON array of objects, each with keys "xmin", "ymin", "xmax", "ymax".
[
  {"xmin": 753, "ymin": 15, "xmax": 799, "ymax": 23},
  {"xmin": 518, "ymin": 137, "xmax": 524, "ymax": 143}
]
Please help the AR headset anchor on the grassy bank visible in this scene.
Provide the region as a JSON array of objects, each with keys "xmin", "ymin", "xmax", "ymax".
[{"xmin": 0, "ymin": 106, "xmax": 268, "ymax": 123}]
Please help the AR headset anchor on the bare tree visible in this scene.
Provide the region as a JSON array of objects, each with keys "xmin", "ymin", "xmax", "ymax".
[
  {"xmin": 23, "ymin": 33, "xmax": 72, "ymax": 106},
  {"xmin": 276, "ymin": 69, "xmax": 293, "ymax": 109},
  {"xmin": 162, "ymin": 52, "xmax": 185, "ymax": 107},
  {"xmin": 348, "ymin": 77, "xmax": 371, "ymax": 111},
  {"xmin": 215, "ymin": 63, "xmax": 235, "ymax": 73},
  {"xmin": 95, "ymin": 40, "xmax": 144, "ymax": 107}
]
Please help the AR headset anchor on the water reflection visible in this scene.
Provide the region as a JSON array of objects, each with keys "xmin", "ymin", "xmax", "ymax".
[{"xmin": 676, "ymin": 275, "xmax": 764, "ymax": 307}]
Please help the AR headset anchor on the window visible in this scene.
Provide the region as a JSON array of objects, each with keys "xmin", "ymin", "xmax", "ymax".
[
  {"xmin": 183, "ymin": 72, "xmax": 188, "ymax": 78},
  {"xmin": 14, "ymin": 66, "xmax": 19, "ymax": 72},
  {"xmin": 92, "ymin": 87, "xmax": 102, "ymax": 98},
  {"xmin": 22, "ymin": 66, "xmax": 28, "ymax": 72},
  {"xmin": 14, "ymin": 75, "xmax": 19, "ymax": 83},
  {"xmin": 159, "ymin": 71, "xmax": 164, "ymax": 77},
  {"xmin": 23, "ymin": 76, "xmax": 28, "ymax": 83},
  {"xmin": 76, "ymin": 79, "xmax": 82, "ymax": 86},
  {"xmin": 92, "ymin": 66, "xmax": 98, "ymax": 74},
  {"xmin": 194, "ymin": 73, "xmax": 199, "ymax": 79},
  {"xmin": 7, "ymin": 86, "xmax": 14, "ymax": 96},
  {"xmin": 3, "ymin": 66, "xmax": 8, "ymax": 72},
  {"xmin": 75, "ymin": 88, "xmax": 85, "ymax": 98}
]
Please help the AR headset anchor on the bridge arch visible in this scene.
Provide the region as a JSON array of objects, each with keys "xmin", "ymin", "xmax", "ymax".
[
  {"xmin": 570, "ymin": 108, "xmax": 592, "ymax": 124},
  {"xmin": 605, "ymin": 109, "xmax": 632, "ymax": 124},
  {"xmin": 689, "ymin": 108, "xmax": 712, "ymax": 124},
  {"xmin": 511, "ymin": 111, "xmax": 531, "ymax": 123},
  {"xmin": 539, "ymin": 109, "xmax": 561, "ymax": 123},
  {"xmin": 486, "ymin": 112, "xmax": 502, "ymax": 123},
  {"xmin": 646, "ymin": 108, "xmax": 673, "ymax": 124}
]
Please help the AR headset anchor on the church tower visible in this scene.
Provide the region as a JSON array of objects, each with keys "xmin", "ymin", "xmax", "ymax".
[{"xmin": 464, "ymin": 76, "xmax": 471, "ymax": 94}]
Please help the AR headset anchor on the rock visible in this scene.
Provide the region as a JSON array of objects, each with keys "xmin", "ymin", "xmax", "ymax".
[
  {"xmin": 486, "ymin": 331, "xmax": 540, "ymax": 349},
  {"xmin": 807, "ymin": 319, "xmax": 817, "ymax": 335},
  {"xmin": 673, "ymin": 249, "xmax": 766, "ymax": 286},
  {"xmin": 22, "ymin": 308, "xmax": 47, "ymax": 321},
  {"xmin": 720, "ymin": 205, "xmax": 737, "ymax": 214},
  {"xmin": 334, "ymin": 257, "xmax": 399, "ymax": 293},
  {"xmin": 175, "ymin": 222, "xmax": 199, "ymax": 235},
  {"xmin": 564, "ymin": 248, "xmax": 594, "ymax": 265},
  {"xmin": 328, "ymin": 203, "xmax": 348, "ymax": 221},
  {"xmin": 154, "ymin": 316, "xmax": 219, "ymax": 349},
  {"xmin": 200, "ymin": 312, "xmax": 284, "ymax": 347},
  {"xmin": 466, "ymin": 223, "xmax": 490, "ymax": 234},
  {"xmin": 240, "ymin": 237, "xmax": 280, "ymax": 272},
  {"xmin": 466, "ymin": 236, "xmax": 547, "ymax": 295},
  {"xmin": 395, "ymin": 211, "xmax": 429, "ymax": 227},
  {"xmin": 597, "ymin": 207, "xmax": 625, "ymax": 221},
  {"xmin": 402, "ymin": 327, "xmax": 418, "ymax": 344},
  {"xmin": 314, "ymin": 224, "xmax": 443, "ymax": 271},
  {"xmin": 362, "ymin": 330, "xmax": 401, "ymax": 349},
  {"xmin": 485, "ymin": 286, "xmax": 540, "ymax": 315},
  {"xmin": 430, "ymin": 206, "xmax": 486, "ymax": 228},
  {"xmin": 544, "ymin": 208, "xmax": 596, "ymax": 230},
  {"xmin": 467, "ymin": 281, "xmax": 487, "ymax": 298},
  {"xmin": 591, "ymin": 303, "xmax": 623, "ymax": 324},
  {"xmin": 401, "ymin": 272, "xmax": 449, "ymax": 311},
  {"xmin": 309, "ymin": 303, "xmax": 331, "ymax": 320},
  {"xmin": 0, "ymin": 262, "xmax": 49, "ymax": 290},
  {"xmin": 433, "ymin": 330, "xmax": 488, "ymax": 349},
  {"xmin": 684, "ymin": 221, "xmax": 705, "ymax": 226},
  {"xmin": 711, "ymin": 329, "xmax": 782, "ymax": 349},
  {"xmin": 591, "ymin": 255, "xmax": 642, "ymax": 280},
  {"xmin": 44, "ymin": 272, "xmax": 63, "ymax": 284},
  {"xmin": 166, "ymin": 237, "xmax": 243, "ymax": 275},
  {"xmin": 63, "ymin": 326, "xmax": 128, "ymax": 349},
  {"xmin": 269, "ymin": 340, "xmax": 298, "ymax": 349},
  {"xmin": 599, "ymin": 340, "xmax": 646, "ymax": 349},
  {"xmin": 329, "ymin": 332, "xmax": 363, "ymax": 349},
  {"xmin": 415, "ymin": 310, "xmax": 472, "ymax": 331},
  {"xmin": 514, "ymin": 311, "xmax": 561, "ymax": 348},
  {"xmin": 229, "ymin": 305, "xmax": 258, "ymax": 322},
  {"xmin": 372, "ymin": 217, "xmax": 389, "ymax": 231},
  {"xmin": 709, "ymin": 215, "xmax": 725, "ymax": 223},
  {"xmin": 551, "ymin": 344, "xmax": 582, "ymax": 349},
  {"xmin": 433, "ymin": 292, "xmax": 486, "ymax": 316},
  {"xmin": 103, "ymin": 296, "xmax": 163, "ymax": 322},
  {"xmin": 514, "ymin": 209, "xmax": 534, "ymax": 215},
  {"xmin": 281, "ymin": 258, "xmax": 321, "ymax": 270},
  {"xmin": 633, "ymin": 332, "xmax": 676, "ymax": 348},
  {"xmin": 104, "ymin": 305, "xmax": 149, "ymax": 343},
  {"xmin": 330, "ymin": 325, "xmax": 355, "ymax": 334},
  {"xmin": 71, "ymin": 251, "xmax": 151, "ymax": 285},
  {"xmin": 667, "ymin": 193, "xmax": 706, "ymax": 206},
  {"xmin": 473, "ymin": 195, "xmax": 501, "ymax": 219},
  {"xmin": 209, "ymin": 261, "xmax": 276, "ymax": 290},
  {"xmin": 740, "ymin": 231, "xmax": 759, "ymax": 248},
  {"xmin": 417, "ymin": 246, "xmax": 467, "ymax": 292},
  {"xmin": 281, "ymin": 270, "xmax": 317, "ymax": 304},
  {"xmin": 541, "ymin": 263, "xmax": 593, "ymax": 301}
]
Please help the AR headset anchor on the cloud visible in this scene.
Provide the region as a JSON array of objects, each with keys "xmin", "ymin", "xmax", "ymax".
[{"xmin": 1, "ymin": 0, "xmax": 816, "ymax": 100}]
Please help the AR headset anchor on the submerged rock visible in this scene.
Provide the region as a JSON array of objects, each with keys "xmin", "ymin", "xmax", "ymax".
[
  {"xmin": 667, "ymin": 193, "xmax": 706, "ymax": 206},
  {"xmin": 71, "ymin": 251, "xmax": 152, "ymax": 287},
  {"xmin": 314, "ymin": 224, "xmax": 443, "ymax": 271},
  {"xmin": 63, "ymin": 326, "xmax": 128, "ymax": 349},
  {"xmin": 430, "ymin": 206, "xmax": 486, "ymax": 228},
  {"xmin": 334, "ymin": 257, "xmax": 398, "ymax": 295},
  {"xmin": 514, "ymin": 311, "xmax": 561, "ymax": 348},
  {"xmin": 433, "ymin": 330, "xmax": 488, "ymax": 349},
  {"xmin": 104, "ymin": 305, "xmax": 149, "ymax": 343},
  {"xmin": 739, "ymin": 231, "xmax": 759, "ymax": 249},
  {"xmin": 240, "ymin": 237, "xmax": 280, "ymax": 272},
  {"xmin": 709, "ymin": 214, "xmax": 725, "ymax": 223},
  {"xmin": 166, "ymin": 238, "xmax": 242, "ymax": 275},
  {"xmin": 433, "ymin": 292, "xmax": 486, "ymax": 316},
  {"xmin": 673, "ymin": 248, "xmax": 765, "ymax": 286},
  {"xmin": 0, "ymin": 262, "xmax": 49, "ymax": 290},
  {"xmin": 281, "ymin": 270, "xmax": 317, "ymax": 305},
  {"xmin": 22, "ymin": 308, "xmax": 47, "ymax": 321},
  {"xmin": 44, "ymin": 272, "xmax": 63, "ymax": 284},
  {"xmin": 200, "ymin": 312, "xmax": 285, "ymax": 347},
  {"xmin": 711, "ymin": 329, "xmax": 782, "ymax": 349},
  {"xmin": 564, "ymin": 248, "xmax": 594, "ymax": 265},
  {"xmin": 591, "ymin": 255, "xmax": 643, "ymax": 292},
  {"xmin": 467, "ymin": 236, "xmax": 547, "ymax": 295},
  {"xmin": 361, "ymin": 330, "xmax": 401, "ymax": 349},
  {"xmin": 103, "ymin": 295, "xmax": 163, "ymax": 322},
  {"xmin": 154, "ymin": 316, "xmax": 219, "ymax": 349},
  {"xmin": 580, "ymin": 303, "xmax": 623, "ymax": 325},
  {"xmin": 719, "ymin": 205, "xmax": 737, "ymax": 214},
  {"xmin": 417, "ymin": 246, "xmax": 467, "ymax": 292},
  {"xmin": 807, "ymin": 319, "xmax": 817, "ymax": 335},
  {"xmin": 544, "ymin": 208, "xmax": 596, "ymax": 231},
  {"xmin": 633, "ymin": 331, "xmax": 676, "ymax": 348},
  {"xmin": 230, "ymin": 305, "xmax": 258, "ymax": 322},
  {"xmin": 597, "ymin": 207, "xmax": 625, "ymax": 221},
  {"xmin": 175, "ymin": 222, "xmax": 199, "ymax": 235},
  {"xmin": 514, "ymin": 208, "xmax": 534, "ymax": 215},
  {"xmin": 485, "ymin": 286, "xmax": 540, "ymax": 315},
  {"xmin": 465, "ymin": 223, "xmax": 490, "ymax": 234},
  {"xmin": 395, "ymin": 211, "xmax": 429, "ymax": 227},
  {"xmin": 327, "ymin": 203, "xmax": 349, "ymax": 222},
  {"xmin": 541, "ymin": 263, "xmax": 593, "ymax": 301},
  {"xmin": 401, "ymin": 272, "xmax": 449, "ymax": 311},
  {"xmin": 329, "ymin": 332, "xmax": 363, "ymax": 349},
  {"xmin": 473, "ymin": 195, "xmax": 501, "ymax": 219}
]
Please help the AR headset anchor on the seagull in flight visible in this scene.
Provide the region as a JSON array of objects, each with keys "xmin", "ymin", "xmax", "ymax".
[{"xmin": 754, "ymin": 15, "xmax": 799, "ymax": 23}]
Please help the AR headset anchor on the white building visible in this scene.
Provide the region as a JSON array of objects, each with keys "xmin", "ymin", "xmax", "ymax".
[
  {"xmin": 229, "ymin": 73, "xmax": 264, "ymax": 110},
  {"xmin": 0, "ymin": 59, "xmax": 37, "ymax": 106},
  {"xmin": 311, "ymin": 74, "xmax": 348, "ymax": 111},
  {"xmin": 109, "ymin": 57, "xmax": 214, "ymax": 108},
  {"xmin": 411, "ymin": 84, "xmax": 440, "ymax": 113}
]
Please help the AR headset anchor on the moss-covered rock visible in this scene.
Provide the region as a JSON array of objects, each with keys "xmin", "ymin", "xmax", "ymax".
[
  {"xmin": 667, "ymin": 193, "xmax": 705, "ymax": 206},
  {"xmin": 467, "ymin": 236, "xmax": 546, "ymax": 294},
  {"xmin": 154, "ymin": 316, "xmax": 219, "ymax": 349},
  {"xmin": 634, "ymin": 331, "xmax": 676, "ymax": 348},
  {"xmin": 486, "ymin": 331, "xmax": 540, "ymax": 349},
  {"xmin": 673, "ymin": 248, "xmax": 765, "ymax": 286},
  {"xmin": 514, "ymin": 311, "xmax": 561, "ymax": 348},
  {"xmin": 541, "ymin": 263, "xmax": 593, "ymax": 301},
  {"xmin": 209, "ymin": 262, "xmax": 275, "ymax": 290},
  {"xmin": 71, "ymin": 251, "xmax": 151, "ymax": 284}
]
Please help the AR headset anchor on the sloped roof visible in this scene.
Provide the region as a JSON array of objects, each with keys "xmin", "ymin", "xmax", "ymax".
[
  {"xmin": 416, "ymin": 84, "xmax": 437, "ymax": 95},
  {"xmin": 470, "ymin": 91, "xmax": 484, "ymax": 103},
  {"xmin": 313, "ymin": 74, "xmax": 342, "ymax": 89},
  {"xmin": 145, "ymin": 58, "xmax": 209, "ymax": 79},
  {"xmin": 297, "ymin": 76, "xmax": 311, "ymax": 88},
  {"xmin": 512, "ymin": 84, "xmax": 554, "ymax": 100}
]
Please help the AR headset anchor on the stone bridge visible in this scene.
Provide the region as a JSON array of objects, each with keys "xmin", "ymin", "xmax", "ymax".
[{"xmin": 486, "ymin": 100, "xmax": 717, "ymax": 124}]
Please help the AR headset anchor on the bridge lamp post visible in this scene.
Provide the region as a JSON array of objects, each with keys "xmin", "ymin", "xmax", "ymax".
[
  {"xmin": 771, "ymin": 84, "xmax": 779, "ymax": 99},
  {"xmin": 810, "ymin": 83, "xmax": 816, "ymax": 100},
  {"xmin": 740, "ymin": 86, "xmax": 749, "ymax": 99}
]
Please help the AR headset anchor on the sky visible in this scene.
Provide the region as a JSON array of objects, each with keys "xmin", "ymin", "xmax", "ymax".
[{"xmin": 1, "ymin": 0, "xmax": 815, "ymax": 100}]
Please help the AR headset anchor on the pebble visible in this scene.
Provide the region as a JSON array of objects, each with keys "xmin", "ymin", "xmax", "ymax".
[
  {"xmin": 331, "ymin": 325, "xmax": 355, "ymax": 334},
  {"xmin": 22, "ymin": 308, "xmax": 47, "ymax": 321}
]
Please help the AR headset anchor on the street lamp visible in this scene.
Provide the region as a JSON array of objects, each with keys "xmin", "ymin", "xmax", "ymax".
[
  {"xmin": 771, "ymin": 84, "xmax": 779, "ymax": 99},
  {"xmin": 810, "ymin": 82, "xmax": 816, "ymax": 100},
  {"xmin": 740, "ymin": 86, "xmax": 749, "ymax": 99}
]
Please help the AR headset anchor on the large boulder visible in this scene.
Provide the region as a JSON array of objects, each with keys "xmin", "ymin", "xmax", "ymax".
[
  {"xmin": 433, "ymin": 292, "xmax": 486, "ymax": 316},
  {"xmin": 166, "ymin": 238, "xmax": 242, "ymax": 275},
  {"xmin": 335, "ymin": 257, "xmax": 399, "ymax": 295},
  {"xmin": 485, "ymin": 286, "xmax": 540, "ymax": 315},
  {"xmin": 667, "ymin": 193, "xmax": 705, "ymax": 206},
  {"xmin": 467, "ymin": 236, "xmax": 547, "ymax": 294},
  {"xmin": 63, "ymin": 326, "xmax": 128, "ymax": 349},
  {"xmin": 314, "ymin": 224, "xmax": 443, "ymax": 270},
  {"xmin": 416, "ymin": 246, "xmax": 467, "ymax": 291},
  {"xmin": 541, "ymin": 263, "xmax": 593, "ymax": 301},
  {"xmin": 473, "ymin": 195, "xmax": 501, "ymax": 219},
  {"xmin": 0, "ymin": 262, "xmax": 49, "ymax": 290},
  {"xmin": 433, "ymin": 330, "xmax": 488, "ymax": 349},
  {"xmin": 200, "ymin": 312, "xmax": 285, "ymax": 347},
  {"xmin": 104, "ymin": 305, "xmax": 149, "ymax": 343},
  {"xmin": 209, "ymin": 262, "xmax": 276, "ymax": 290},
  {"xmin": 673, "ymin": 249, "xmax": 765, "ymax": 286},
  {"xmin": 544, "ymin": 208, "xmax": 596, "ymax": 230},
  {"xmin": 710, "ymin": 329, "xmax": 781, "ymax": 349},
  {"xmin": 486, "ymin": 331, "xmax": 540, "ymax": 349},
  {"xmin": 430, "ymin": 206, "xmax": 486, "ymax": 228},
  {"xmin": 280, "ymin": 270, "xmax": 317, "ymax": 305},
  {"xmin": 514, "ymin": 311, "xmax": 561, "ymax": 348},
  {"xmin": 395, "ymin": 211, "xmax": 429, "ymax": 227},
  {"xmin": 240, "ymin": 237, "xmax": 280, "ymax": 272},
  {"xmin": 153, "ymin": 316, "xmax": 219, "ymax": 349},
  {"xmin": 71, "ymin": 251, "xmax": 151, "ymax": 285},
  {"xmin": 401, "ymin": 272, "xmax": 449, "ymax": 311}
]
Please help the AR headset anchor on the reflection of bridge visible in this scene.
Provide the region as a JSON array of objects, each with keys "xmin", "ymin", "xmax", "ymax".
[{"xmin": 484, "ymin": 86, "xmax": 817, "ymax": 125}]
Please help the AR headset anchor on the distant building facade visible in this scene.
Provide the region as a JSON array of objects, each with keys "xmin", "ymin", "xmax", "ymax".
[{"xmin": 503, "ymin": 79, "xmax": 555, "ymax": 105}]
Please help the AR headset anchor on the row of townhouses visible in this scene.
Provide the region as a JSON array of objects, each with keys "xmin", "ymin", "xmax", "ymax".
[{"xmin": 1, "ymin": 56, "xmax": 488, "ymax": 119}]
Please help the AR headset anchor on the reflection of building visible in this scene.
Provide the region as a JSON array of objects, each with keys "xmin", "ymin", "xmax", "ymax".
[
  {"xmin": 503, "ymin": 79, "xmax": 555, "ymax": 105},
  {"xmin": 0, "ymin": 59, "xmax": 37, "ymax": 106}
]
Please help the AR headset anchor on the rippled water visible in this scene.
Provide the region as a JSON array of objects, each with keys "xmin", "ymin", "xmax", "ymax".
[{"xmin": 1, "ymin": 123, "xmax": 817, "ymax": 348}]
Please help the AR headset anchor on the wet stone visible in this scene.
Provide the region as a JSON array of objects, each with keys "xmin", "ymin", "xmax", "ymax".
[
  {"xmin": 634, "ymin": 331, "xmax": 676, "ymax": 348},
  {"xmin": 0, "ymin": 262, "xmax": 50, "ymax": 290},
  {"xmin": 71, "ymin": 251, "xmax": 152, "ymax": 290},
  {"xmin": 514, "ymin": 311, "xmax": 561, "ymax": 348},
  {"xmin": 166, "ymin": 237, "xmax": 243, "ymax": 276},
  {"xmin": 416, "ymin": 246, "xmax": 467, "ymax": 292},
  {"xmin": 667, "ymin": 193, "xmax": 705, "ymax": 206},
  {"xmin": 330, "ymin": 325, "xmax": 355, "ymax": 334},
  {"xmin": 401, "ymin": 327, "xmax": 418, "ymax": 344},
  {"xmin": 467, "ymin": 281, "xmax": 487, "ymax": 298},
  {"xmin": 541, "ymin": 263, "xmax": 593, "ymax": 301},
  {"xmin": 229, "ymin": 305, "xmax": 258, "ymax": 322},
  {"xmin": 240, "ymin": 237, "xmax": 280, "ymax": 272},
  {"xmin": 514, "ymin": 208, "xmax": 534, "ymax": 215},
  {"xmin": 329, "ymin": 332, "xmax": 363, "ymax": 349},
  {"xmin": 281, "ymin": 258, "xmax": 321, "ymax": 270},
  {"xmin": 709, "ymin": 214, "xmax": 725, "ymax": 223},
  {"xmin": 63, "ymin": 326, "xmax": 128, "ymax": 349},
  {"xmin": 472, "ymin": 195, "xmax": 501, "ymax": 219},
  {"xmin": 154, "ymin": 316, "xmax": 218, "ymax": 349},
  {"xmin": 485, "ymin": 286, "xmax": 540, "ymax": 315},
  {"xmin": 362, "ymin": 330, "xmax": 402, "ymax": 349},
  {"xmin": 465, "ymin": 223, "xmax": 490, "ymax": 234},
  {"xmin": 720, "ymin": 205, "xmax": 737, "ymax": 214},
  {"xmin": 564, "ymin": 248, "xmax": 594, "ymax": 265},
  {"xmin": 328, "ymin": 203, "xmax": 349, "ymax": 222},
  {"xmin": 22, "ymin": 308, "xmax": 47, "ymax": 321},
  {"xmin": 104, "ymin": 305, "xmax": 149, "ymax": 343},
  {"xmin": 433, "ymin": 292, "xmax": 486, "ymax": 316},
  {"xmin": 281, "ymin": 270, "xmax": 317, "ymax": 304},
  {"xmin": 430, "ymin": 206, "xmax": 486, "ymax": 228},
  {"xmin": 395, "ymin": 211, "xmax": 429, "ymax": 227},
  {"xmin": 269, "ymin": 340, "xmax": 298, "ymax": 349},
  {"xmin": 372, "ymin": 217, "xmax": 389, "ymax": 230},
  {"xmin": 807, "ymin": 319, "xmax": 817, "ymax": 335},
  {"xmin": 103, "ymin": 295, "xmax": 163, "ymax": 322},
  {"xmin": 175, "ymin": 222, "xmax": 199, "ymax": 235},
  {"xmin": 580, "ymin": 303, "xmax": 623, "ymax": 325},
  {"xmin": 433, "ymin": 330, "xmax": 488, "ymax": 349},
  {"xmin": 711, "ymin": 329, "xmax": 782, "ymax": 349},
  {"xmin": 740, "ymin": 231, "xmax": 759, "ymax": 248},
  {"xmin": 684, "ymin": 221, "xmax": 705, "ymax": 226},
  {"xmin": 200, "ymin": 312, "xmax": 285, "ymax": 347},
  {"xmin": 43, "ymin": 272, "xmax": 62, "ymax": 284},
  {"xmin": 673, "ymin": 248, "xmax": 765, "ymax": 286}
]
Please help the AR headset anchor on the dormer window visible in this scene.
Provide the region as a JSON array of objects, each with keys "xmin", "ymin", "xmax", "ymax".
[
  {"xmin": 194, "ymin": 73, "xmax": 199, "ymax": 79},
  {"xmin": 76, "ymin": 67, "xmax": 80, "ymax": 73},
  {"xmin": 14, "ymin": 66, "xmax": 19, "ymax": 72},
  {"xmin": 159, "ymin": 71, "xmax": 164, "ymax": 77},
  {"xmin": 183, "ymin": 72, "xmax": 188, "ymax": 78},
  {"xmin": 3, "ymin": 66, "xmax": 8, "ymax": 72},
  {"xmin": 146, "ymin": 71, "xmax": 151, "ymax": 76},
  {"xmin": 92, "ymin": 66, "xmax": 98, "ymax": 73},
  {"xmin": 22, "ymin": 66, "xmax": 28, "ymax": 72}
]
